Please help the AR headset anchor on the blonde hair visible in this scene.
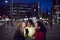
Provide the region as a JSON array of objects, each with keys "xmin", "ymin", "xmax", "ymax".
[{"xmin": 17, "ymin": 21, "xmax": 26, "ymax": 29}]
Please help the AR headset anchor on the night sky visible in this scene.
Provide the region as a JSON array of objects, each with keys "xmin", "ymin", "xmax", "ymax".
[{"xmin": 0, "ymin": 0, "xmax": 52, "ymax": 13}]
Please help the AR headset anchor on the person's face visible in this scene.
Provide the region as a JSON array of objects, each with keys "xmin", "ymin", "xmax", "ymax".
[
  {"xmin": 27, "ymin": 22, "xmax": 31, "ymax": 27},
  {"xmin": 35, "ymin": 22, "xmax": 38, "ymax": 29},
  {"xmin": 22, "ymin": 22, "xmax": 26, "ymax": 28},
  {"xmin": 0, "ymin": 16, "xmax": 1, "ymax": 18},
  {"xmin": 7, "ymin": 16, "xmax": 8, "ymax": 18},
  {"xmin": 3, "ymin": 15, "xmax": 5, "ymax": 17},
  {"xmin": 35, "ymin": 22, "xmax": 41, "ymax": 30}
]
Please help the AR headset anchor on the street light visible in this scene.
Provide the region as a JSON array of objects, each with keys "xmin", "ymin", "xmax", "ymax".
[
  {"xmin": 11, "ymin": 0, "xmax": 13, "ymax": 19},
  {"xmin": 38, "ymin": 1, "xmax": 41, "ymax": 19},
  {"xmin": 5, "ymin": 0, "xmax": 8, "ymax": 16},
  {"xmin": 5, "ymin": 0, "xmax": 8, "ymax": 3}
]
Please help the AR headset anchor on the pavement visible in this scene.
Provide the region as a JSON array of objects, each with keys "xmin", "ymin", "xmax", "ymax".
[
  {"xmin": 0, "ymin": 22, "xmax": 18, "ymax": 40},
  {"xmin": 46, "ymin": 24, "xmax": 60, "ymax": 40},
  {"xmin": 0, "ymin": 21, "xmax": 60, "ymax": 40}
]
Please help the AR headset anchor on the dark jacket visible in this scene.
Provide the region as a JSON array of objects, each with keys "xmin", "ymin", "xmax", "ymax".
[{"xmin": 14, "ymin": 27, "xmax": 25, "ymax": 40}]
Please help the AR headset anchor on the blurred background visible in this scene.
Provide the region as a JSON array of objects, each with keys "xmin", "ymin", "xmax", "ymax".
[{"xmin": 0, "ymin": 0, "xmax": 60, "ymax": 40}]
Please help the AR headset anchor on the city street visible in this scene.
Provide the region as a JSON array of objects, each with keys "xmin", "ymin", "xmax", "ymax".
[
  {"xmin": 0, "ymin": 21, "xmax": 18, "ymax": 40},
  {"xmin": 0, "ymin": 0, "xmax": 60, "ymax": 40},
  {"xmin": 46, "ymin": 24, "xmax": 60, "ymax": 40},
  {"xmin": 0, "ymin": 21, "xmax": 60, "ymax": 40}
]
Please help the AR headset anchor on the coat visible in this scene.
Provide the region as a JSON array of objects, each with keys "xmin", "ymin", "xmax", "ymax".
[
  {"xmin": 14, "ymin": 27, "xmax": 25, "ymax": 40},
  {"xmin": 35, "ymin": 31, "xmax": 46, "ymax": 40},
  {"xmin": 24, "ymin": 26, "xmax": 35, "ymax": 40},
  {"xmin": 35, "ymin": 26, "xmax": 47, "ymax": 40}
]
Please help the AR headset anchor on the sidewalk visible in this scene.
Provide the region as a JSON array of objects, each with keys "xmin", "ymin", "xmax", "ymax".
[{"xmin": 46, "ymin": 24, "xmax": 60, "ymax": 40}]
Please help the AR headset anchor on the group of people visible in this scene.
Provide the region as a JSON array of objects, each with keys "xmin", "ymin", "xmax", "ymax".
[
  {"xmin": 14, "ymin": 19, "xmax": 47, "ymax": 40},
  {"xmin": 0, "ymin": 15, "xmax": 9, "ymax": 20}
]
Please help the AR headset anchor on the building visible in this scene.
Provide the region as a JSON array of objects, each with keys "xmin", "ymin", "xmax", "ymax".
[
  {"xmin": 7, "ymin": 3, "xmax": 39, "ymax": 19},
  {"xmin": 0, "ymin": 5, "xmax": 7, "ymax": 16},
  {"xmin": 51, "ymin": 0, "xmax": 60, "ymax": 24}
]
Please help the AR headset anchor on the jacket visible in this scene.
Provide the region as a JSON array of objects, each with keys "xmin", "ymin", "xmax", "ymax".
[{"xmin": 35, "ymin": 31, "xmax": 46, "ymax": 40}]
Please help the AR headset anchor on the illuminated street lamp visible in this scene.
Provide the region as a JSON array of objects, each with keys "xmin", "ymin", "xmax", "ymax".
[
  {"xmin": 5, "ymin": 0, "xmax": 8, "ymax": 3},
  {"xmin": 38, "ymin": 1, "xmax": 41, "ymax": 19}
]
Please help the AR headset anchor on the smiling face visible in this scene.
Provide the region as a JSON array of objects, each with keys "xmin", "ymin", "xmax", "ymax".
[
  {"xmin": 22, "ymin": 22, "xmax": 26, "ymax": 28},
  {"xmin": 27, "ymin": 22, "xmax": 31, "ymax": 27},
  {"xmin": 35, "ymin": 22, "xmax": 41, "ymax": 30},
  {"xmin": 35, "ymin": 22, "xmax": 38, "ymax": 29}
]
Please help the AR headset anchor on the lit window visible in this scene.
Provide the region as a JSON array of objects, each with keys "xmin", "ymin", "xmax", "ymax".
[{"xmin": 34, "ymin": 9, "xmax": 36, "ymax": 11}]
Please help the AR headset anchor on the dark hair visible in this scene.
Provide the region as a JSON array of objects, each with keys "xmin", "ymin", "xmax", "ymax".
[
  {"xmin": 27, "ymin": 19, "xmax": 34, "ymax": 26},
  {"xmin": 36, "ymin": 21, "xmax": 47, "ymax": 33}
]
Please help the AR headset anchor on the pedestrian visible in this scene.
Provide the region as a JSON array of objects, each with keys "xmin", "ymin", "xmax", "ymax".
[
  {"xmin": 35, "ymin": 21, "xmax": 47, "ymax": 40},
  {"xmin": 2, "ymin": 15, "xmax": 5, "ymax": 19},
  {"xmin": 14, "ymin": 21, "xmax": 26, "ymax": 40},
  {"xmin": 0, "ymin": 16, "xmax": 2, "ymax": 20},
  {"xmin": 50, "ymin": 21, "xmax": 52, "ymax": 29},
  {"xmin": 0, "ymin": 16, "xmax": 2, "ymax": 23},
  {"xmin": 24, "ymin": 19, "xmax": 35, "ymax": 40},
  {"xmin": 5, "ymin": 16, "xmax": 9, "ymax": 25}
]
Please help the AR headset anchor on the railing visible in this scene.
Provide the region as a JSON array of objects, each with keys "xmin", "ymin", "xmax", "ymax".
[{"xmin": 0, "ymin": 19, "xmax": 11, "ymax": 28}]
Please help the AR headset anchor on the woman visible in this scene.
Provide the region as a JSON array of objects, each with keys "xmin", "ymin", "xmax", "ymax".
[
  {"xmin": 35, "ymin": 21, "xmax": 47, "ymax": 40},
  {"xmin": 24, "ymin": 19, "xmax": 35, "ymax": 40},
  {"xmin": 14, "ymin": 21, "xmax": 26, "ymax": 40}
]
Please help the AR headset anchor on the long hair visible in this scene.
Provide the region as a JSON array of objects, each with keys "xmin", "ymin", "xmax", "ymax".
[
  {"xmin": 14, "ymin": 21, "xmax": 25, "ymax": 40},
  {"xmin": 17, "ymin": 21, "xmax": 26, "ymax": 30},
  {"xmin": 36, "ymin": 21, "xmax": 47, "ymax": 33}
]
